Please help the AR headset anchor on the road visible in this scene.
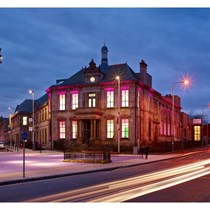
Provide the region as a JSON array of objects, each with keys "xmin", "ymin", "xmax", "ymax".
[{"xmin": 1, "ymin": 150, "xmax": 210, "ymax": 202}]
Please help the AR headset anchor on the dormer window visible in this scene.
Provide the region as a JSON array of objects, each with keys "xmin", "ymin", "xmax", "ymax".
[{"xmin": 84, "ymin": 59, "xmax": 104, "ymax": 83}]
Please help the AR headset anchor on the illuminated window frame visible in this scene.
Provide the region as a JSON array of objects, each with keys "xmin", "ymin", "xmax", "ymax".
[
  {"xmin": 88, "ymin": 93, "xmax": 96, "ymax": 107},
  {"xmin": 59, "ymin": 121, "xmax": 66, "ymax": 139},
  {"xmin": 71, "ymin": 92, "xmax": 79, "ymax": 110},
  {"xmin": 23, "ymin": 116, "xmax": 27, "ymax": 126},
  {"xmin": 121, "ymin": 89, "xmax": 129, "ymax": 107},
  {"xmin": 59, "ymin": 93, "xmax": 66, "ymax": 111},
  {"xmin": 194, "ymin": 125, "xmax": 201, "ymax": 141},
  {"xmin": 72, "ymin": 121, "xmax": 77, "ymax": 139},
  {"xmin": 107, "ymin": 90, "xmax": 114, "ymax": 108},
  {"xmin": 122, "ymin": 118, "xmax": 129, "ymax": 138},
  {"xmin": 107, "ymin": 119, "xmax": 114, "ymax": 138}
]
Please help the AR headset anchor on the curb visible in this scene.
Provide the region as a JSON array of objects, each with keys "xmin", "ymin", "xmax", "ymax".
[{"xmin": 0, "ymin": 156, "xmax": 179, "ymax": 186}]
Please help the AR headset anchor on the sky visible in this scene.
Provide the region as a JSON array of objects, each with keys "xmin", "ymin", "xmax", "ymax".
[{"xmin": 1, "ymin": 4, "xmax": 210, "ymax": 118}]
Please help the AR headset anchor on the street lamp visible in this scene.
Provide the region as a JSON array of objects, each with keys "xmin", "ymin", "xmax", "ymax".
[
  {"xmin": 171, "ymin": 79, "xmax": 189, "ymax": 152},
  {"xmin": 29, "ymin": 89, "xmax": 35, "ymax": 150},
  {"xmin": 0, "ymin": 48, "xmax": 3, "ymax": 63},
  {"xmin": 116, "ymin": 76, "xmax": 121, "ymax": 153}
]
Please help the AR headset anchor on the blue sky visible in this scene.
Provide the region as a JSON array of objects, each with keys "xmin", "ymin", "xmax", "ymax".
[{"xmin": 0, "ymin": 7, "xmax": 210, "ymax": 117}]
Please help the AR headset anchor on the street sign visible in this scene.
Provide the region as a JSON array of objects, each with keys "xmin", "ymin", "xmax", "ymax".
[{"xmin": 22, "ymin": 132, "xmax": 27, "ymax": 141}]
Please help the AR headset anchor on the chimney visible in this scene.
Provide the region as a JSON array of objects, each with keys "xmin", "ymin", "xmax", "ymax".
[{"xmin": 140, "ymin": 59, "xmax": 147, "ymax": 84}]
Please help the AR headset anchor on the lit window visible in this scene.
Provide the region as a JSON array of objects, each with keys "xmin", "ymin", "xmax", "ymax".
[
  {"xmin": 72, "ymin": 121, "xmax": 77, "ymax": 139},
  {"xmin": 59, "ymin": 94, "xmax": 66, "ymax": 110},
  {"xmin": 23, "ymin": 116, "xmax": 27, "ymax": 125},
  {"xmin": 107, "ymin": 91, "xmax": 114, "ymax": 108},
  {"xmin": 88, "ymin": 93, "xmax": 96, "ymax": 107},
  {"xmin": 59, "ymin": 121, "xmax": 66, "ymax": 139},
  {"xmin": 72, "ymin": 93, "xmax": 78, "ymax": 110},
  {"xmin": 137, "ymin": 91, "xmax": 140, "ymax": 109},
  {"xmin": 194, "ymin": 126, "xmax": 201, "ymax": 141},
  {"xmin": 122, "ymin": 89, "xmax": 129, "ymax": 107},
  {"xmin": 107, "ymin": 119, "xmax": 114, "ymax": 138},
  {"xmin": 122, "ymin": 119, "xmax": 129, "ymax": 138}
]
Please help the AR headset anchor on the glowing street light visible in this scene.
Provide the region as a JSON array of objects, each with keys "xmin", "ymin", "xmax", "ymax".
[
  {"xmin": 171, "ymin": 79, "xmax": 190, "ymax": 152},
  {"xmin": 116, "ymin": 76, "xmax": 121, "ymax": 153},
  {"xmin": 29, "ymin": 89, "xmax": 35, "ymax": 150},
  {"xmin": 0, "ymin": 48, "xmax": 3, "ymax": 63}
]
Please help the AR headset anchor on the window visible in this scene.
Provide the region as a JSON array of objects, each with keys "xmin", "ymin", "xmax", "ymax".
[
  {"xmin": 122, "ymin": 89, "xmax": 129, "ymax": 107},
  {"xmin": 164, "ymin": 122, "xmax": 167, "ymax": 136},
  {"xmin": 88, "ymin": 93, "xmax": 96, "ymax": 107},
  {"xmin": 59, "ymin": 94, "xmax": 66, "ymax": 110},
  {"xmin": 194, "ymin": 126, "xmax": 201, "ymax": 141},
  {"xmin": 160, "ymin": 120, "xmax": 163, "ymax": 135},
  {"xmin": 107, "ymin": 91, "xmax": 114, "ymax": 108},
  {"xmin": 72, "ymin": 121, "xmax": 77, "ymax": 139},
  {"xmin": 23, "ymin": 116, "xmax": 27, "ymax": 125},
  {"xmin": 167, "ymin": 122, "xmax": 171, "ymax": 136},
  {"xmin": 122, "ymin": 119, "xmax": 129, "ymax": 138},
  {"xmin": 107, "ymin": 119, "xmax": 114, "ymax": 138},
  {"xmin": 137, "ymin": 90, "xmax": 140, "ymax": 109},
  {"xmin": 72, "ymin": 93, "xmax": 78, "ymax": 110},
  {"xmin": 59, "ymin": 121, "xmax": 66, "ymax": 139}
]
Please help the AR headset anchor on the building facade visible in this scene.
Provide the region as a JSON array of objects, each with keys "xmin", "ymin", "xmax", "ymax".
[
  {"xmin": 0, "ymin": 117, "xmax": 9, "ymax": 142},
  {"xmin": 9, "ymin": 94, "xmax": 49, "ymax": 150},
  {"xmin": 46, "ymin": 45, "xmax": 189, "ymax": 152},
  {"xmin": 2, "ymin": 45, "xmax": 199, "ymax": 152}
]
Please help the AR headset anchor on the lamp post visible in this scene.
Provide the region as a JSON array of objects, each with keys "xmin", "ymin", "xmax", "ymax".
[
  {"xmin": 116, "ymin": 76, "xmax": 121, "ymax": 153},
  {"xmin": 29, "ymin": 90, "xmax": 35, "ymax": 150},
  {"xmin": 171, "ymin": 79, "xmax": 189, "ymax": 152},
  {"xmin": 0, "ymin": 48, "xmax": 3, "ymax": 63}
]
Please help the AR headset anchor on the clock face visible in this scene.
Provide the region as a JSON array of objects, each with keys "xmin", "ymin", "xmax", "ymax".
[{"xmin": 90, "ymin": 76, "xmax": 95, "ymax": 83}]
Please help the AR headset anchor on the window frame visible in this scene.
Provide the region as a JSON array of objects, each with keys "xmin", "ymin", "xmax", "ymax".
[
  {"xmin": 72, "ymin": 120, "xmax": 78, "ymax": 139},
  {"xmin": 121, "ymin": 89, "xmax": 129, "ymax": 107},
  {"xmin": 71, "ymin": 92, "xmax": 79, "ymax": 110},
  {"xmin": 22, "ymin": 116, "xmax": 27, "ymax": 126},
  {"xmin": 106, "ymin": 90, "xmax": 114, "ymax": 108},
  {"xmin": 58, "ymin": 92, "xmax": 66, "ymax": 111},
  {"xmin": 88, "ymin": 93, "xmax": 96, "ymax": 108},
  {"xmin": 106, "ymin": 119, "xmax": 114, "ymax": 139},
  {"xmin": 59, "ymin": 120, "xmax": 66, "ymax": 139},
  {"xmin": 121, "ymin": 118, "xmax": 129, "ymax": 139}
]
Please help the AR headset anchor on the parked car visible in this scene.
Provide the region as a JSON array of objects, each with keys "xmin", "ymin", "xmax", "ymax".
[{"xmin": 0, "ymin": 141, "xmax": 5, "ymax": 149}]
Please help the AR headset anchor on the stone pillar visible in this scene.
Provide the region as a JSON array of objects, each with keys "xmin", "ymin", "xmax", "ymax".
[
  {"xmin": 94, "ymin": 120, "xmax": 96, "ymax": 139},
  {"xmin": 77, "ymin": 120, "xmax": 83, "ymax": 143}
]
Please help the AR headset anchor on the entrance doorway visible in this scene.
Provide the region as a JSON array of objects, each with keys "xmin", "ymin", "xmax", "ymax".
[{"xmin": 83, "ymin": 120, "xmax": 91, "ymax": 144}]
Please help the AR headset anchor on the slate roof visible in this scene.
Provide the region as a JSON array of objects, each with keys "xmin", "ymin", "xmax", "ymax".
[
  {"xmin": 52, "ymin": 62, "xmax": 139, "ymax": 88},
  {"xmin": 14, "ymin": 93, "xmax": 48, "ymax": 114},
  {"xmin": 102, "ymin": 63, "xmax": 139, "ymax": 82},
  {"xmin": 15, "ymin": 99, "xmax": 32, "ymax": 114},
  {"xmin": 35, "ymin": 93, "xmax": 48, "ymax": 108}
]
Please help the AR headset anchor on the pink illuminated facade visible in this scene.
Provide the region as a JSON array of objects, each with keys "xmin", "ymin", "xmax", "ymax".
[
  {"xmin": 3, "ymin": 45, "xmax": 196, "ymax": 152},
  {"xmin": 45, "ymin": 45, "xmax": 192, "ymax": 152}
]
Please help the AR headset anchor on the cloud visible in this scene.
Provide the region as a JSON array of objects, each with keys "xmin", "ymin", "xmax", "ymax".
[{"xmin": 1, "ymin": 8, "xmax": 210, "ymax": 118}]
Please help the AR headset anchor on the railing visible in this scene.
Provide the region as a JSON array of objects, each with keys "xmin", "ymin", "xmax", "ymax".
[{"xmin": 64, "ymin": 150, "xmax": 111, "ymax": 163}]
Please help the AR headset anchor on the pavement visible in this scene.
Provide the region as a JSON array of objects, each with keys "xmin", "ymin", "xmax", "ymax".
[{"xmin": 0, "ymin": 147, "xmax": 204, "ymax": 186}]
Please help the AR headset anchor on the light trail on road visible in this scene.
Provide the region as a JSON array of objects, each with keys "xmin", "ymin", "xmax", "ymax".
[{"xmin": 26, "ymin": 159, "xmax": 210, "ymax": 202}]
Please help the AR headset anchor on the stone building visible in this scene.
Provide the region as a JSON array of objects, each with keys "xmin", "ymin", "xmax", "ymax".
[
  {"xmin": 46, "ymin": 45, "xmax": 187, "ymax": 152},
  {"xmin": 0, "ymin": 117, "xmax": 9, "ymax": 142},
  {"xmin": 9, "ymin": 94, "xmax": 49, "ymax": 149},
  {"xmin": 2, "ymin": 45, "xmax": 195, "ymax": 152}
]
